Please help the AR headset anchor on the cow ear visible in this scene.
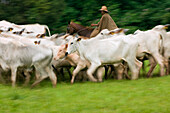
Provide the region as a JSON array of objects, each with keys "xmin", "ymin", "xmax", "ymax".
[
  {"xmin": 38, "ymin": 41, "xmax": 41, "ymax": 44},
  {"xmin": 65, "ymin": 44, "xmax": 68, "ymax": 48},
  {"xmin": 115, "ymin": 28, "xmax": 124, "ymax": 33},
  {"xmin": 34, "ymin": 41, "xmax": 38, "ymax": 44},
  {"xmin": 119, "ymin": 28, "xmax": 124, "ymax": 33},
  {"xmin": 109, "ymin": 31, "xmax": 115, "ymax": 35},
  {"xmin": 164, "ymin": 24, "xmax": 170, "ymax": 29},
  {"xmin": 77, "ymin": 38, "xmax": 81, "ymax": 42},
  {"xmin": 8, "ymin": 28, "xmax": 13, "ymax": 31},
  {"xmin": 41, "ymin": 34, "xmax": 45, "ymax": 38},
  {"xmin": 36, "ymin": 34, "xmax": 41, "ymax": 38},
  {"xmin": 0, "ymin": 30, "xmax": 3, "ymax": 33}
]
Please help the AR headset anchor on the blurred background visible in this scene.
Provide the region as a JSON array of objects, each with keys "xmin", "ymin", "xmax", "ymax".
[{"xmin": 0, "ymin": 0, "xmax": 169, "ymax": 34}]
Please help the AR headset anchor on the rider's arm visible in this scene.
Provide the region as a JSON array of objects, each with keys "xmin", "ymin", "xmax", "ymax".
[{"xmin": 91, "ymin": 24, "xmax": 99, "ymax": 27}]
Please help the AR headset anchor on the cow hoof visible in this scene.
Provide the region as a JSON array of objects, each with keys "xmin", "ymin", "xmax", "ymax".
[
  {"xmin": 91, "ymin": 79, "xmax": 97, "ymax": 82},
  {"xmin": 53, "ymin": 85, "xmax": 56, "ymax": 88},
  {"xmin": 71, "ymin": 80, "xmax": 74, "ymax": 84},
  {"xmin": 98, "ymin": 79, "xmax": 103, "ymax": 82}
]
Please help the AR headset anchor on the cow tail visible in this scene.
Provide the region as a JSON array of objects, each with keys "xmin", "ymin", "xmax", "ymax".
[{"xmin": 159, "ymin": 34, "xmax": 164, "ymax": 56}]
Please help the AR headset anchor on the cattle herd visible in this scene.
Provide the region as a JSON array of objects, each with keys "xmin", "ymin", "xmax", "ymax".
[{"xmin": 0, "ymin": 20, "xmax": 169, "ymax": 88}]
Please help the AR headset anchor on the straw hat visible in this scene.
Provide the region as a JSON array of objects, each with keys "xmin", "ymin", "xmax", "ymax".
[{"xmin": 99, "ymin": 6, "xmax": 109, "ymax": 12}]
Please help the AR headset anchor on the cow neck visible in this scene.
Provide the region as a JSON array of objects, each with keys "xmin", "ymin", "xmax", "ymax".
[
  {"xmin": 76, "ymin": 40, "xmax": 87, "ymax": 60},
  {"xmin": 67, "ymin": 53, "xmax": 79, "ymax": 65}
]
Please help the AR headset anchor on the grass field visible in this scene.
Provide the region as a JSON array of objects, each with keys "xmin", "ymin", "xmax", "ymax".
[{"xmin": 0, "ymin": 74, "xmax": 170, "ymax": 113}]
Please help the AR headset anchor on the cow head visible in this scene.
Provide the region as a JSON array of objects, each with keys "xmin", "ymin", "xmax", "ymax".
[
  {"xmin": 97, "ymin": 28, "xmax": 129, "ymax": 39},
  {"xmin": 152, "ymin": 24, "xmax": 170, "ymax": 31},
  {"xmin": 109, "ymin": 28, "xmax": 129, "ymax": 35},
  {"xmin": 36, "ymin": 33, "xmax": 45, "ymax": 38},
  {"xmin": 53, "ymin": 44, "xmax": 68, "ymax": 60},
  {"xmin": 164, "ymin": 24, "xmax": 170, "ymax": 29},
  {"xmin": 65, "ymin": 35, "xmax": 80, "ymax": 56},
  {"xmin": 0, "ymin": 29, "xmax": 3, "ymax": 34}
]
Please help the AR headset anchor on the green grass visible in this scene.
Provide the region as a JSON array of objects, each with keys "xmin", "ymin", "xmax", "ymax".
[{"xmin": 0, "ymin": 75, "xmax": 170, "ymax": 113}]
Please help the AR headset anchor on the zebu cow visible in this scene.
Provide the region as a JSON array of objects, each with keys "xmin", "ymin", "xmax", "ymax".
[
  {"xmin": 0, "ymin": 32, "xmax": 74, "ymax": 82},
  {"xmin": 0, "ymin": 37, "xmax": 56, "ymax": 87},
  {"xmin": 0, "ymin": 20, "xmax": 21, "ymax": 31},
  {"xmin": 54, "ymin": 44, "xmax": 104, "ymax": 83},
  {"xmin": 55, "ymin": 29, "xmax": 130, "ymax": 82},
  {"xmin": 65, "ymin": 36, "xmax": 142, "ymax": 81},
  {"xmin": 102, "ymin": 28, "xmax": 165, "ymax": 77},
  {"xmin": 0, "ymin": 20, "xmax": 51, "ymax": 37},
  {"xmin": 55, "ymin": 30, "xmax": 128, "ymax": 82},
  {"xmin": 20, "ymin": 23, "xmax": 51, "ymax": 37},
  {"xmin": 151, "ymin": 24, "xmax": 170, "ymax": 74}
]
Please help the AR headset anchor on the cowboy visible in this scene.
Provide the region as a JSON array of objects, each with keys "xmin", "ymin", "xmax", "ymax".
[{"xmin": 90, "ymin": 6, "xmax": 118, "ymax": 38}]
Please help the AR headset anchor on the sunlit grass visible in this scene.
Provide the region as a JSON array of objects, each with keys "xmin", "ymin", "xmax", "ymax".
[
  {"xmin": 0, "ymin": 61, "xmax": 169, "ymax": 113},
  {"xmin": 0, "ymin": 75, "xmax": 170, "ymax": 113}
]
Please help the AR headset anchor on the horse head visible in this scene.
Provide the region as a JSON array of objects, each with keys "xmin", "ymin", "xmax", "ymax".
[
  {"xmin": 67, "ymin": 21, "xmax": 77, "ymax": 35},
  {"xmin": 66, "ymin": 21, "xmax": 93, "ymax": 38}
]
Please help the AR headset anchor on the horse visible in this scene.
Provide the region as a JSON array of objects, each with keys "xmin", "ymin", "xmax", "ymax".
[{"xmin": 67, "ymin": 21, "xmax": 94, "ymax": 38}]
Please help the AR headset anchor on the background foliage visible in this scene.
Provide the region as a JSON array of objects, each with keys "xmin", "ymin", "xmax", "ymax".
[{"xmin": 0, "ymin": 0, "xmax": 169, "ymax": 34}]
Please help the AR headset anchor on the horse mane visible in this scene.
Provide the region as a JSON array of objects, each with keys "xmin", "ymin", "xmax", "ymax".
[
  {"xmin": 70, "ymin": 21, "xmax": 93, "ymax": 30},
  {"xmin": 68, "ymin": 21, "xmax": 94, "ymax": 38}
]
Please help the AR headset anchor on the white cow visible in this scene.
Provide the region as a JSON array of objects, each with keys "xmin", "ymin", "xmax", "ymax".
[
  {"xmin": 0, "ymin": 20, "xmax": 51, "ymax": 37},
  {"xmin": 0, "ymin": 20, "xmax": 22, "ymax": 31},
  {"xmin": 0, "ymin": 32, "xmax": 56, "ymax": 47},
  {"xmin": 54, "ymin": 44, "xmax": 104, "ymax": 83},
  {"xmin": 134, "ymin": 30, "xmax": 164, "ymax": 77},
  {"xmin": 20, "ymin": 23, "xmax": 51, "ymax": 37},
  {"xmin": 0, "ymin": 37, "xmax": 56, "ymax": 87},
  {"xmin": 152, "ymin": 24, "xmax": 170, "ymax": 74},
  {"xmin": 104, "ymin": 28, "xmax": 165, "ymax": 77},
  {"xmin": 66, "ymin": 36, "xmax": 142, "ymax": 81}
]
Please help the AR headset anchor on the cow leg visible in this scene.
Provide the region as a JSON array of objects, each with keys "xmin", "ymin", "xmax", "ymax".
[
  {"xmin": 147, "ymin": 57, "xmax": 157, "ymax": 78},
  {"xmin": 152, "ymin": 54, "xmax": 165, "ymax": 76},
  {"xmin": 115, "ymin": 64, "xmax": 124, "ymax": 80},
  {"xmin": 123, "ymin": 65, "xmax": 130, "ymax": 79},
  {"xmin": 164, "ymin": 59, "xmax": 169, "ymax": 75},
  {"xmin": 59, "ymin": 68, "xmax": 64, "ymax": 78},
  {"xmin": 11, "ymin": 68, "xmax": 17, "ymax": 87},
  {"xmin": 46, "ymin": 66, "xmax": 57, "ymax": 87},
  {"xmin": 104, "ymin": 65, "xmax": 108, "ymax": 80},
  {"xmin": 168, "ymin": 60, "xmax": 170, "ymax": 74},
  {"xmin": 71, "ymin": 64, "xmax": 86, "ymax": 84},
  {"xmin": 0, "ymin": 68, "xmax": 5, "ymax": 84},
  {"xmin": 135, "ymin": 59, "xmax": 143, "ymax": 73},
  {"xmin": 109, "ymin": 65, "xmax": 116, "ymax": 79},
  {"xmin": 0, "ymin": 74, "xmax": 5, "ymax": 84},
  {"xmin": 96, "ymin": 67, "xmax": 104, "ymax": 82},
  {"xmin": 87, "ymin": 63, "xmax": 99, "ymax": 82},
  {"xmin": 35, "ymin": 70, "xmax": 41, "ymax": 80},
  {"xmin": 127, "ymin": 59, "xmax": 142, "ymax": 80},
  {"xmin": 66, "ymin": 67, "xmax": 72, "ymax": 80},
  {"xmin": 31, "ymin": 75, "xmax": 48, "ymax": 88},
  {"xmin": 23, "ymin": 70, "xmax": 31, "ymax": 86}
]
